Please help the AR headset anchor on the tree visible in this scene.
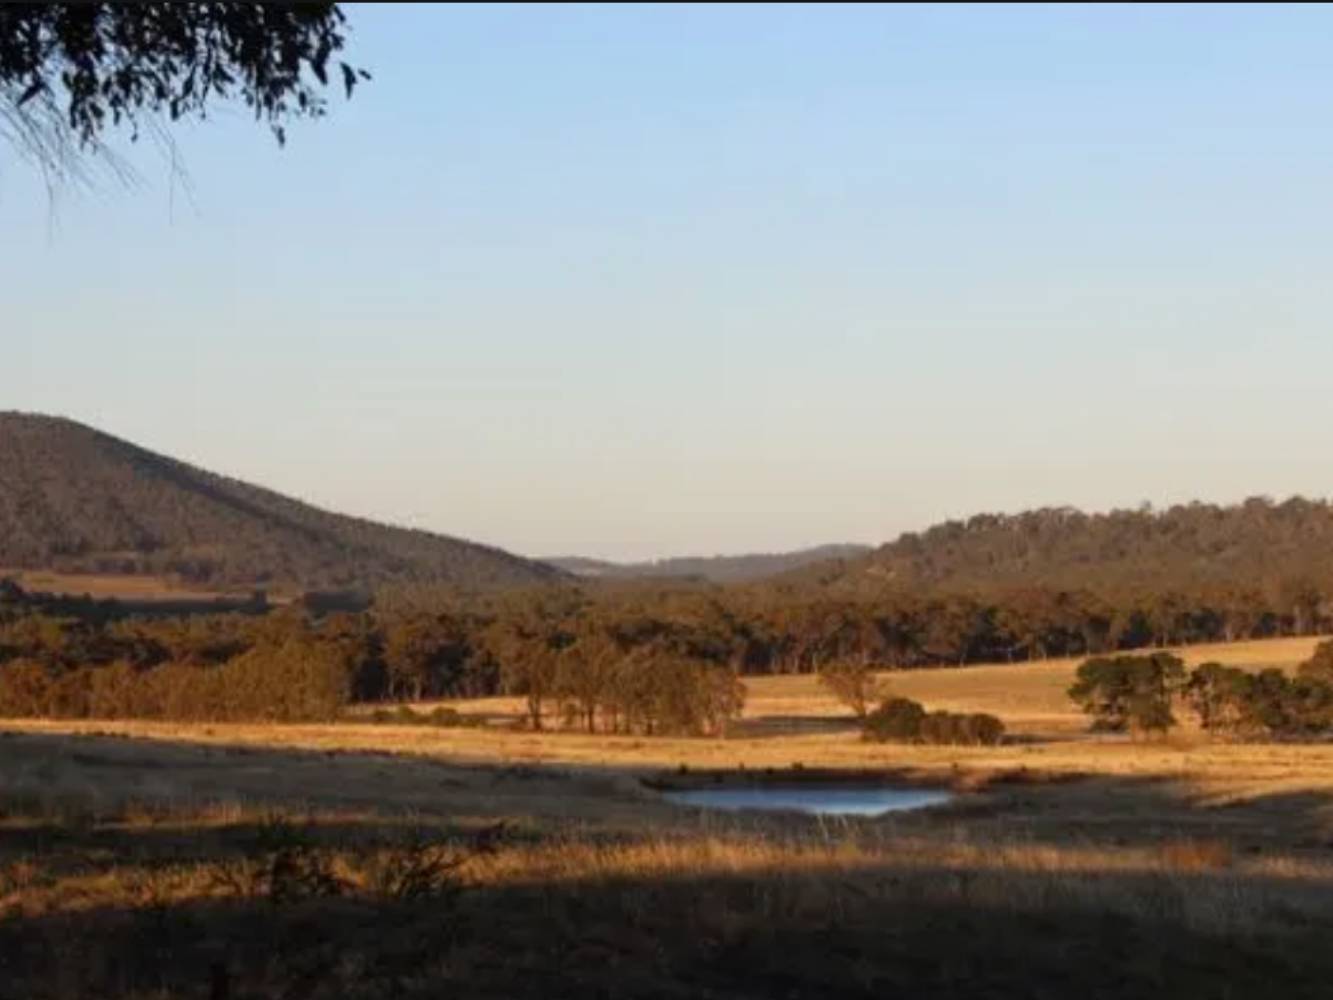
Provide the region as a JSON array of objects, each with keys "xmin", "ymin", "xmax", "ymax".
[
  {"xmin": 556, "ymin": 627, "xmax": 621, "ymax": 733},
  {"xmin": 380, "ymin": 613, "xmax": 474, "ymax": 701},
  {"xmin": 1068, "ymin": 653, "xmax": 1185, "ymax": 736},
  {"xmin": 2, "ymin": 4, "xmax": 368, "ymax": 184},
  {"xmin": 1298, "ymin": 639, "xmax": 1333, "ymax": 685},
  {"xmin": 817, "ymin": 661, "xmax": 887, "ymax": 719},
  {"xmin": 1185, "ymin": 662, "xmax": 1253, "ymax": 736},
  {"xmin": 496, "ymin": 639, "xmax": 560, "ymax": 732}
]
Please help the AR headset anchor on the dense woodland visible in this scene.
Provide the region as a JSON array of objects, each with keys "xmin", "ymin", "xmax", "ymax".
[
  {"xmin": 797, "ymin": 496, "xmax": 1333, "ymax": 600},
  {"xmin": 2, "ymin": 550, "xmax": 1332, "ymax": 729},
  {"xmin": 6, "ymin": 412, "xmax": 1333, "ymax": 727},
  {"xmin": 0, "ymin": 413, "xmax": 560, "ymax": 590}
]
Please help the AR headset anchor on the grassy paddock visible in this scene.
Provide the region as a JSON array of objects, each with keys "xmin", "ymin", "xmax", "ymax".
[
  {"xmin": 2, "ymin": 635, "xmax": 1332, "ymax": 997},
  {"xmin": 7, "ymin": 636, "xmax": 1331, "ymax": 800},
  {"xmin": 0, "ymin": 569, "xmax": 254, "ymax": 602},
  {"xmin": 1, "ymin": 732, "xmax": 1332, "ymax": 998},
  {"xmin": 434, "ymin": 635, "xmax": 1325, "ymax": 734}
]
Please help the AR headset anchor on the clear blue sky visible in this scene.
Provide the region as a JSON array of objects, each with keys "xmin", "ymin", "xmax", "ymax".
[{"xmin": 4, "ymin": 4, "xmax": 1333, "ymax": 561}]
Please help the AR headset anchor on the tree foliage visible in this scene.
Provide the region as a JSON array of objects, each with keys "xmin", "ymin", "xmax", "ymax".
[
  {"xmin": 1067, "ymin": 654, "xmax": 1186, "ymax": 736},
  {"xmin": 817, "ymin": 660, "xmax": 886, "ymax": 719},
  {"xmin": 862, "ymin": 696, "xmax": 1004, "ymax": 746},
  {"xmin": 1, "ymin": 2, "xmax": 368, "ymax": 159},
  {"xmin": 1298, "ymin": 639, "xmax": 1333, "ymax": 685},
  {"xmin": 1072, "ymin": 654, "xmax": 1333, "ymax": 741}
]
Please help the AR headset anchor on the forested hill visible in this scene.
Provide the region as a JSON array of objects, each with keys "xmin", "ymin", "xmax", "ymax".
[
  {"xmin": 0, "ymin": 413, "xmax": 563, "ymax": 591},
  {"xmin": 788, "ymin": 499, "xmax": 1333, "ymax": 597},
  {"xmin": 548, "ymin": 544, "xmax": 872, "ymax": 584}
]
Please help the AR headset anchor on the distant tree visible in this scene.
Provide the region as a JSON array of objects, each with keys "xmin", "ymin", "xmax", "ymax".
[
  {"xmin": 817, "ymin": 661, "xmax": 887, "ymax": 719},
  {"xmin": 1185, "ymin": 662, "xmax": 1253, "ymax": 736},
  {"xmin": 1298, "ymin": 639, "xmax": 1333, "ymax": 685},
  {"xmin": 1283, "ymin": 675, "xmax": 1333, "ymax": 737},
  {"xmin": 1280, "ymin": 577, "xmax": 1324, "ymax": 637},
  {"xmin": 497, "ymin": 641, "xmax": 560, "ymax": 732},
  {"xmin": 1, "ymin": 3, "xmax": 368, "ymax": 186},
  {"xmin": 1068, "ymin": 653, "xmax": 1185, "ymax": 736},
  {"xmin": 556, "ymin": 627, "xmax": 621, "ymax": 733},
  {"xmin": 380, "ymin": 613, "xmax": 474, "ymax": 701}
]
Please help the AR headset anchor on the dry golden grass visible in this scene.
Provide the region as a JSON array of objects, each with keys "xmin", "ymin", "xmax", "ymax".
[
  {"xmin": 2, "ymin": 568, "xmax": 251, "ymax": 602},
  {"xmin": 10, "ymin": 714, "xmax": 1333, "ymax": 809},
  {"xmin": 733, "ymin": 635, "xmax": 1321, "ymax": 731},
  {"xmin": 433, "ymin": 635, "xmax": 1323, "ymax": 733},
  {"xmin": 2, "ymin": 750, "xmax": 1332, "ymax": 998},
  {"xmin": 11, "ymin": 636, "xmax": 1325, "ymax": 806},
  {"xmin": 4, "ymin": 629, "xmax": 1333, "ymax": 1000}
]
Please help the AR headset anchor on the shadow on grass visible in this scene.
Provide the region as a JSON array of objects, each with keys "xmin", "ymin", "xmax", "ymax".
[
  {"xmin": 3, "ymin": 729, "xmax": 1333, "ymax": 855},
  {"xmin": 730, "ymin": 713, "xmax": 864, "ymax": 738},
  {"xmin": 2, "ymin": 834, "xmax": 1332, "ymax": 1000},
  {"xmin": 3, "ymin": 730, "xmax": 1333, "ymax": 996}
]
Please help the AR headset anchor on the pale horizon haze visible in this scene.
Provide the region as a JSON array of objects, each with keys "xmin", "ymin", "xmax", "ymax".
[{"xmin": 5, "ymin": 4, "xmax": 1333, "ymax": 561}]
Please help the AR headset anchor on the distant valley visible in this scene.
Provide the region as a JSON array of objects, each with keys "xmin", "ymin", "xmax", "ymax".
[{"xmin": 547, "ymin": 544, "xmax": 872, "ymax": 584}]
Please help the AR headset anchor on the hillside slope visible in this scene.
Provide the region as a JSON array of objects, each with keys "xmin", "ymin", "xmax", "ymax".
[
  {"xmin": 0, "ymin": 413, "xmax": 562, "ymax": 591},
  {"xmin": 786, "ymin": 500, "xmax": 1333, "ymax": 598}
]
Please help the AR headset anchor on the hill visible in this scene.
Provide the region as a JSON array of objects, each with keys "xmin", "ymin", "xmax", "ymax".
[
  {"xmin": 0, "ymin": 413, "xmax": 563, "ymax": 592},
  {"xmin": 547, "ymin": 544, "xmax": 871, "ymax": 584},
  {"xmin": 787, "ymin": 499, "xmax": 1333, "ymax": 599}
]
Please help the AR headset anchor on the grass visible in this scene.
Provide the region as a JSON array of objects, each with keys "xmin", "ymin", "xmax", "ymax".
[
  {"xmin": 1, "ymin": 569, "xmax": 240, "ymax": 602},
  {"xmin": 1, "ymin": 737, "xmax": 1332, "ymax": 998},
  {"xmin": 425, "ymin": 635, "xmax": 1323, "ymax": 736},
  {"xmin": 9, "ymin": 636, "xmax": 1332, "ymax": 800},
  {"xmin": 3, "ymin": 635, "xmax": 1332, "ymax": 996}
]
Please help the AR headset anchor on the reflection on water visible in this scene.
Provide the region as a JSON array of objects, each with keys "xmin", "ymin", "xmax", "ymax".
[{"xmin": 661, "ymin": 785, "xmax": 952, "ymax": 817}]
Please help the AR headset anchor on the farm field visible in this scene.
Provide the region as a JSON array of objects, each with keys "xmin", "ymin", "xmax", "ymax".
[
  {"xmin": 2, "ymin": 569, "xmax": 241, "ymax": 602},
  {"xmin": 6, "ymin": 636, "xmax": 1332, "ymax": 799},
  {"xmin": 3, "ymin": 635, "xmax": 1332, "ymax": 998}
]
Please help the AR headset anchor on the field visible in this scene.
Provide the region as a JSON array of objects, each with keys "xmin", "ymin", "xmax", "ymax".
[
  {"xmin": 2, "ymin": 570, "xmax": 246, "ymax": 603},
  {"xmin": 3, "ymin": 636, "xmax": 1333, "ymax": 997}
]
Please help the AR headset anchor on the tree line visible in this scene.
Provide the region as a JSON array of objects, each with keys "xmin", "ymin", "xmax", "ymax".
[
  {"xmin": 0, "ymin": 585, "xmax": 745, "ymax": 733},
  {"xmin": 1068, "ymin": 643, "xmax": 1333, "ymax": 740},
  {"xmin": 2, "ymin": 569, "xmax": 1332, "ymax": 730}
]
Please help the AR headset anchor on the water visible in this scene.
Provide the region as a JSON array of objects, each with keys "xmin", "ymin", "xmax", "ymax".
[{"xmin": 660, "ymin": 785, "xmax": 952, "ymax": 817}]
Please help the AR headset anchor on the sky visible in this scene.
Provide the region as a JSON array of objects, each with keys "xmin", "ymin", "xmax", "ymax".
[{"xmin": 4, "ymin": 3, "xmax": 1333, "ymax": 561}]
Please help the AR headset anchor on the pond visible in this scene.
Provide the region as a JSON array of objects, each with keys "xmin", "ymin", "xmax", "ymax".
[{"xmin": 660, "ymin": 785, "xmax": 952, "ymax": 817}]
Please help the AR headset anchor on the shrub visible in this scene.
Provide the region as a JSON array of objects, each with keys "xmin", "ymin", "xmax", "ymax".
[
  {"xmin": 919, "ymin": 710, "xmax": 961, "ymax": 745},
  {"xmin": 863, "ymin": 698, "xmax": 1005, "ymax": 746},
  {"xmin": 863, "ymin": 697, "xmax": 927, "ymax": 743},
  {"xmin": 427, "ymin": 706, "xmax": 466, "ymax": 727},
  {"xmin": 961, "ymin": 712, "xmax": 1005, "ymax": 746}
]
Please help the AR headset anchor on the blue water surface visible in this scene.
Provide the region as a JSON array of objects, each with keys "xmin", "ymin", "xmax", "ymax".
[{"xmin": 661, "ymin": 785, "xmax": 951, "ymax": 817}]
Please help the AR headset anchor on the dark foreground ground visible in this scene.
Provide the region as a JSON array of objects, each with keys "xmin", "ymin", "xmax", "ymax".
[{"xmin": 1, "ymin": 730, "xmax": 1331, "ymax": 999}]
